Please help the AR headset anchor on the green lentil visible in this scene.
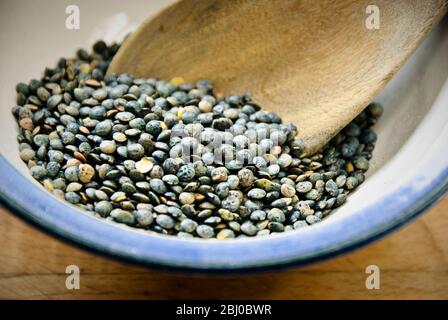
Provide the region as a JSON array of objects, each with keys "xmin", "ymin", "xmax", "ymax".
[{"xmin": 12, "ymin": 39, "xmax": 382, "ymax": 239}]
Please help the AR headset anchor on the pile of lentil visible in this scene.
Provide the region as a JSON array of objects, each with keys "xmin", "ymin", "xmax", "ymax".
[{"xmin": 12, "ymin": 40, "xmax": 383, "ymax": 239}]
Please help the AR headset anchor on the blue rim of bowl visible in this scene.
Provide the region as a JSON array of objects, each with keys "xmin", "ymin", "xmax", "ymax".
[{"xmin": 0, "ymin": 154, "xmax": 447, "ymax": 273}]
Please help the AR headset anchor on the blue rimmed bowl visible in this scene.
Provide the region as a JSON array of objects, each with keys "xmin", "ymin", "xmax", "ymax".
[{"xmin": 0, "ymin": 0, "xmax": 447, "ymax": 272}]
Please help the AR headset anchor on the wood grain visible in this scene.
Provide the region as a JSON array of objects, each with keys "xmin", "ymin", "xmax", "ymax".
[
  {"xmin": 108, "ymin": 0, "xmax": 447, "ymax": 154},
  {"xmin": 0, "ymin": 197, "xmax": 446, "ymax": 300}
]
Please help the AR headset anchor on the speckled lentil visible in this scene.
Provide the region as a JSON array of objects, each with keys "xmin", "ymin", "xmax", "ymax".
[{"xmin": 12, "ymin": 39, "xmax": 382, "ymax": 239}]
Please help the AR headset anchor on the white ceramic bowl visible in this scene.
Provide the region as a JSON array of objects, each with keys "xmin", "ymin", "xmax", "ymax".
[{"xmin": 0, "ymin": 0, "xmax": 446, "ymax": 271}]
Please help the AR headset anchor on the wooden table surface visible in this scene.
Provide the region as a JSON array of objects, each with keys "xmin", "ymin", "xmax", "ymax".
[{"xmin": 0, "ymin": 196, "xmax": 447, "ymax": 300}]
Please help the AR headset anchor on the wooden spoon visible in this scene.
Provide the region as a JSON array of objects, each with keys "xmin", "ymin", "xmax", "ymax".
[{"xmin": 108, "ymin": 0, "xmax": 447, "ymax": 154}]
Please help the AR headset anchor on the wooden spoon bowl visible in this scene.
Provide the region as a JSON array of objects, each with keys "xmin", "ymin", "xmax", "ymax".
[{"xmin": 108, "ymin": 0, "xmax": 447, "ymax": 154}]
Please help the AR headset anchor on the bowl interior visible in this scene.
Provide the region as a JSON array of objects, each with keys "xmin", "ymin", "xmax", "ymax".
[{"xmin": 0, "ymin": 0, "xmax": 447, "ymax": 269}]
